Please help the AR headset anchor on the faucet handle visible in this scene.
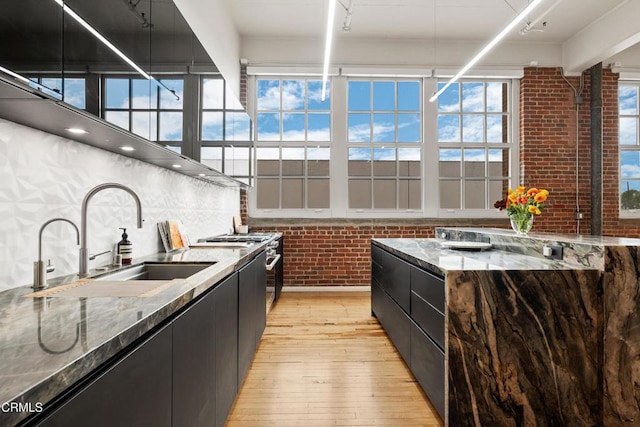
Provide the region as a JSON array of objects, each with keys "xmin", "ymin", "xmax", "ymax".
[
  {"xmin": 89, "ymin": 250, "xmax": 112, "ymax": 261},
  {"xmin": 45, "ymin": 259, "xmax": 55, "ymax": 273}
]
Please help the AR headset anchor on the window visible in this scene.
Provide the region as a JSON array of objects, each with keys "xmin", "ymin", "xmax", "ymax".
[
  {"xmin": 619, "ymin": 82, "xmax": 640, "ymax": 212},
  {"xmin": 103, "ymin": 77, "xmax": 184, "ymax": 150},
  {"xmin": 28, "ymin": 76, "xmax": 86, "ymax": 110},
  {"xmin": 200, "ymin": 78, "xmax": 253, "ymax": 185},
  {"xmin": 437, "ymin": 81, "xmax": 511, "ymax": 211},
  {"xmin": 347, "ymin": 80, "xmax": 421, "ymax": 210},
  {"xmin": 249, "ymin": 73, "xmax": 517, "ymax": 218},
  {"xmin": 254, "ymin": 79, "xmax": 331, "ymax": 210}
]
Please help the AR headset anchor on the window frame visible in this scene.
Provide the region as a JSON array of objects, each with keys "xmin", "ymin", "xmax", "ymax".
[
  {"xmin": 619, "ymin": 81, "xmax": 640, "ymax": 218},
  {"xmin": 252, "ymin": 77, "xmax": 332, "ymax": 214},
  {"xmin": 200, "ymin": 76, "xmax": 254, "ymax": 185},
  {"xmin": 346, "ymin": 78, "xmax": 423, "ymax": 213},
  {"xmin": 248, "ymin": 74, "xmax": 520, "ymax": 219},
  {"xmin": 435, "ymin": 79, "xmax": 516, "ymax": 217},
  {"xmin": 102, "ymin": 74, "xmax": 185, "ymax": 150}
]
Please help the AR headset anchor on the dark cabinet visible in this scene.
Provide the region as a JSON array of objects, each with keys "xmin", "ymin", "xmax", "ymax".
[
  {"xmin": 238, "ymin": 251, "xmax": 267, "ymax": 387},
  {"xmin": 214, "ymin": 273, "xmax": 239, "ymax": 427},
  {"xmin": 371, "ymin": 243, "xmax": 446, "ymax": 420},
  {"xmin": 172, "ymin": 288, "xmax": 216, "ymax": 427},
  {"xmin": 371, "ymin": 280, "xmax": 411, "ymax": 365},
  {"xmin": 410, "ymin": 321, "xmax": 445, "ymax": 418},
  {"xmin": 34, "ymin": 250, "xmax": 268, "ymax": 427},
  {"xmin": 371, "ymin": 245, "xmax": 411, "ymax": 312},
  {"xmin": 410, "ymin": 266, "xmax": 445, "ymax": 350},
  {"xmin": 37, "ymin": 324, "xmax": 173, "ymax": 427}
]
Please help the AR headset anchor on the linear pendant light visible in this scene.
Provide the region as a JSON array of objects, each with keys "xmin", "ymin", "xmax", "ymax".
[
  {"xmin": 52, "ymin": 0, "xmax": 151, "ymax": 79},
  {"xmin": 429, "ymin": 0, "xmax": 544, "ymax": 103},
  {"xmin": 321, "ymin": 0, "xmax": 338, "ymax": 101}
]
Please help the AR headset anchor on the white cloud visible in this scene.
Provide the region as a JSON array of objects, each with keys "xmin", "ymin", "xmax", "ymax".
[
  {"xmin": 439, "ymin": 149, "xmax": 461, "ymax": 161},
  {"xmin": 257, "ymin": 80, "xmax": 281, "ymax": 110},
  {"xmin": 282, "ymin": 80, "xmax": 305, "ymax": 110},
  {"xmin": 622, "ymin": 164, "xmax": 640, "ymax": 179},
  {"xmin": 620, "ymin": 117, "xmax": 637, "ymax": 144},
  {"xmin": 349, "ymin": 148, "xmax": 371, "ymax": 161},
  {"xmin": 619, "ymin": 86, "xmax": 638, "ymax": 115},
  {"xmin": 462, "ymin": 83, "xmax": 484, "ymax": 112},
  {"xmin": 462, "ymin": 114, "xmax": 484, "ymax": 142}
]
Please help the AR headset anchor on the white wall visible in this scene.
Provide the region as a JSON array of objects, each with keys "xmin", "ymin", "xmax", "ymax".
[
  {"xmin": 0, "ymin": 119, "xmax": 239, "ymax": 291},
  {"xmin": 240, "ymin": 37, "xmax": 563, "ymax": 70},
  {"xmin": 175, "ymin": 0, "xmax": 241, "ymax": 97}
]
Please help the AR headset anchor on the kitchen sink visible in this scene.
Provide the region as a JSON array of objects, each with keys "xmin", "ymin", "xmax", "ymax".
[
  {"xmin": 95, "ymin": 262, "xmax": 216, "ymax": 281},
  {"xmin": 27, "ymin": 262, "xmax": 216, "ymax": 298}
]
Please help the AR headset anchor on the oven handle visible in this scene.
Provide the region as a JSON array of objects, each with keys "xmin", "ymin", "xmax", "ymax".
[{"xmin": 266, "ymin": 254, "xmax": 281, "ymax": 271}]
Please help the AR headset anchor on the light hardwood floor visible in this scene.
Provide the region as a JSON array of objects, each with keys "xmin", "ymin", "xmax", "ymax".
[{"xmin": 227, "ymin": 292, "xmax": 443, "ymax": 427}]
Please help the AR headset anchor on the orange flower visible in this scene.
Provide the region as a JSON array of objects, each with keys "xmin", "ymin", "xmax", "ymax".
[
  {"xmin": 516, "ymin": 186, "xmax": 525, "ymax": 195},
  {"xmin": 527, "ymin": 188, "xmax": 539, "ymax": 196},
  {"xmin": 528, "ymin": 205, "xmax": 541, "ymax": 215},
  {"xmin": 534, "ymin": 191, "xmax": 547, "ymax": 203}
]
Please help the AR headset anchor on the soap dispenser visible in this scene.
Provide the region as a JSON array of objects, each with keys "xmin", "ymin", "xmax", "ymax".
[{"xmin": 117, "ymin": 228, "xmax": 133, "ymax": 265}]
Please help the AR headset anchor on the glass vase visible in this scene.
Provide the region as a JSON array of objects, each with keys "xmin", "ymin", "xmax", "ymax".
[{"xmin": 510, "ymin": 214, "xmax": 534, "ymax": 236}]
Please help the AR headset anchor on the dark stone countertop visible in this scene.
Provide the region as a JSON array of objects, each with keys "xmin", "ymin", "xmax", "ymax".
[
  {"xmin": 0, "ymin": 237, "xmax": 277, "ymax": 426},
  {"xmin": 372, "ymin": 237, "xmax": 600, "ymax": 278}
]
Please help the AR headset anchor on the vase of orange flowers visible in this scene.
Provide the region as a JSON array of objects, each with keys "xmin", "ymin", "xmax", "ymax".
[{"xmin": 494, "ymin": 186, "xmax": 549, "ymax": 236}]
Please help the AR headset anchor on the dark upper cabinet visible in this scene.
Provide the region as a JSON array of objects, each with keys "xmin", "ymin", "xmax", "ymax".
[{"xmin": 0, "ymin": 0, "xmax": 251, "ymax": 184}]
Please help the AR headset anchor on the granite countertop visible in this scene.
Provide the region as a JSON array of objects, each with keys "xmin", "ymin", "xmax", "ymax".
[
  {"xmin": 0, "ymin": 236, "xmax": 278, "ymax": 426},
  {"xmin": 372, "ymin": 238, "xmax": 600, "ymax": 277}
]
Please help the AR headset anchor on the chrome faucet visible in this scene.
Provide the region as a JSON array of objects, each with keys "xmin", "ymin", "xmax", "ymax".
[
  {"xmin": 34, "ymin": 218, "xmax": 80, "ymax": 290},
  {"xmin": 79, "ymin": 183, "xmax": 143, "ymax": 277}
]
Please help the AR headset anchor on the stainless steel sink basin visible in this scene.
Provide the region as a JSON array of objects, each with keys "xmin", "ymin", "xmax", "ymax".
[
  {"xmin": 26, "ymin": 262, "xmax": 217, "ymax": 298},
  {"xmin": 95, "ymin": 262, "xmax": 216, "ymax": 281}
]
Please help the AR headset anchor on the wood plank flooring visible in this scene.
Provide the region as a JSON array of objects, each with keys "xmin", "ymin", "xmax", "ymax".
[{"xmin": 227, "ymin": 292, "xmax": 443, "ymax": 427}]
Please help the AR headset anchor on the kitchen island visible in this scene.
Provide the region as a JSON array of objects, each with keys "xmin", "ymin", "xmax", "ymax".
[
  {"xmin": 0, "ymin": 235, "xmax": 279, "ymax": 426},
  {"xmin": 372, "ymin": 227, "xmax": 640, "ymax": 426}
]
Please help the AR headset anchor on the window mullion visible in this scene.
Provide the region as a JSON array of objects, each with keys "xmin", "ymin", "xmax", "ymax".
[{"xmin": 332, "ymin": 76, "xmax": 348, "ymax": 217}]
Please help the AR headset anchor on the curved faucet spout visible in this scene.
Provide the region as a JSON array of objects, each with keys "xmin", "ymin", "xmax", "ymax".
[
  {"xmin": 34, "ymin": 218, "xmax": 80, "ymax": 290},
  {"xmin": 79, "ymin": 183, "xmax": 143, "ymax": 276}
]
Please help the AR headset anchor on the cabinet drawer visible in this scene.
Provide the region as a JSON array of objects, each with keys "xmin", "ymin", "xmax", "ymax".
[
  {"xmin": 410, "ymin": 321, "xmax": 445, "ymax": 419},
  {"xmin": 371, "ymin": 280, "xmax": 411, "ymax": 366},
  {"xmin": 411, "ymin": 291, "xmax": 445, "ymax": 350},
  {"xmin": 410, "ymin": 265, "xmax": 445, "ymax": 314},
  {"xmin": 371, "ymin": 245, "xmax": 410, "ymax": 313}
]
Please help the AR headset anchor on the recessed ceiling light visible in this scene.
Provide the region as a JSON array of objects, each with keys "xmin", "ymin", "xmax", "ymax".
[
  {"xmin": 65, "ymin": 128, "xmax": 88, "ymax": 134},
  {"xmin": 172, "ymin": 164, "xmax": 182, "ymax": 168},
  {"xmin": 198, "ymin": 173, "xmax": 206, "ymax": 177},
  {"xmin": 120, "ymin": 146, "xmax": 135, "ymax": 152}
]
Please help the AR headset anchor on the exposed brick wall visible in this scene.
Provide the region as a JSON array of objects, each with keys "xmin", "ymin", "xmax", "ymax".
[
  {"xmin": 241, "ymin": 67, "xmax": 639, "ymax": 287},
  {"xmin": 240, "ymin": 189, "xmax": 248, "ymax": 226},
  {"xmin": 520, "ymin": 67, "xmax": 593, "ymax": 234},
  {"xmin": 239, "ymin": 64, "xmax": 248, "ymax": 109},
  {"xmin": 248, "ymin": 221, "xmax": 505, "ymax": 286},
  {"xmin": 520, "ymin": 67, "xmax": 640, "ymax": 237}
]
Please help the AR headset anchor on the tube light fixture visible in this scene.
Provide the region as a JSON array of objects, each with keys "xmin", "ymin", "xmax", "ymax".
[
  {"xmin": 321, "ymin": 0, "xmax": 338, "ymax": 101},
  {"xmin": 52, "ymin": 0, "xmax": 151, "ymax": 79},
  {"xmin": 0, "ymin": 65, "xmax": 60, "ymax": 94},
  {"xmin": 429, "ymin": 0, "xmax": 544, "ymax": 103},
  {"xmin": 0, "ymin": 65, "xmax": 31, "ymax": 85}
]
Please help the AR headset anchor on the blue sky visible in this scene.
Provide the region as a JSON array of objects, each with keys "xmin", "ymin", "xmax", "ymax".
[{"xmin": 619, "ymin": 85, "xmax": 640, "ymax": 192}]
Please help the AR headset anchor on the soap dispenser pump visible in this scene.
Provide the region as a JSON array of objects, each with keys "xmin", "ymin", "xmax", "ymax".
[{"xmin": 117, "ymin": 228, "xmax": 133, "ymax": 265}]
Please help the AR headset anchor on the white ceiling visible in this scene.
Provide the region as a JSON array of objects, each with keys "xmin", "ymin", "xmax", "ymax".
[
  {"xmin": 178, "ymin": 0, "xmax": 640, "ymax": 97},
  {"xmin": 226, "ymin": 0, "xmax": 627, "ymax": 43}
]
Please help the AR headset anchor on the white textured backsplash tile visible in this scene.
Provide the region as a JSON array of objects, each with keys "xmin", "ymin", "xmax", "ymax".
[{"xmin": 0, "ymin": 118, "xmax": 240, "ymax": 291}]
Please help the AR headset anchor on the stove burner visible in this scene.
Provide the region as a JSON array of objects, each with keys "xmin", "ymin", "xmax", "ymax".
[{"xmin": 204, "ymin": 234, "xmax": 271, "ymax": 243}]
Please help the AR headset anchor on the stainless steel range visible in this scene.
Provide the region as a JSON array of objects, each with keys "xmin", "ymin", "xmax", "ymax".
[{"xmin": 200, "ymin": 233, "xmax": 283, "ymax": 313}]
